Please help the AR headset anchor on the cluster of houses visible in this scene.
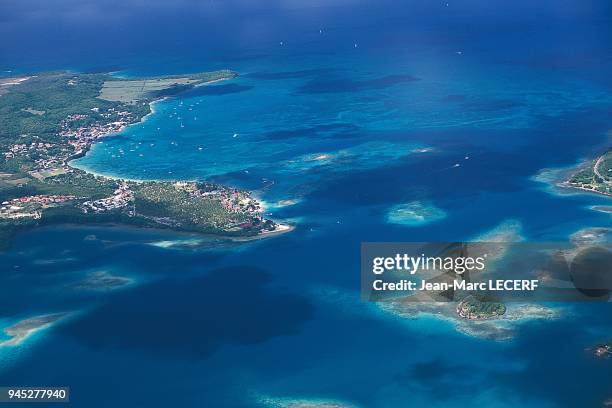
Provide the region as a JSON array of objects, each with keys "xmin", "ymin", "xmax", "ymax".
[
  {"xmin": 202, "ymin": 186, "xmax": 271, "ymax": 231},
  {"xmin": 3, "ymin": 108, "xmax": 140, "ymax": 182},
  {"xmin": 0, "ymin": 195, "xmax": 76, "ymax": 220},
  {"xmin": 171, "ymin": 182, "xmax": 271, "ymax": 230},
  {"xmin": 3, "ymin": 141, "xmax": 74, "ymax": 178},
  {"xmin": 190, "ymin": 183, "xmax": 262, "ymax": 215},
  {"xmin": 3, "ymin": 142, "xmax": 55, "ymax": 160},
  {"xmin": 81, "ymin": 182, "xmax": 134, "ymax": 213},
  {"xmin": 59, "ymin": 111, "xmax": 135, "ymax": 156},
  {"xmin": 0, "ymin": 105, "xmax": 276, "ymax": 233},
  {"xmin": 223, "ymin": 190, "xmax": 262, "ymax": 214}
]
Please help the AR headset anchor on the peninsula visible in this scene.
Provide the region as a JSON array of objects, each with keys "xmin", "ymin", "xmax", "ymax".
[
  {"xmin": 563, "ymin": 148, "xmax": 612, "ymax": 197},
  {"xmin": 0, "ymin": 70, "xmax": 284, "ymax": 248}
]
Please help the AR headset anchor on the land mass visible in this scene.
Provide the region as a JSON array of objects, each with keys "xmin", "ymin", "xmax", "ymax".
[
  {"xmin": 0, "ymin": 70, "xmax": 284, "ymax": 248},
  {"xmin": 456, "ymin": 294, "xmax": 506, "ymax": 320},
  {"xmin": 563, "ymin": 148, "xmax": 612, "ymax": 197},
  {"xmin": 257, "ymin": 395, "xmax": 359, "ymax": 408},
  {"xmin": 0, "ymin": 313, "xmax": 67, "ymax": 347}
]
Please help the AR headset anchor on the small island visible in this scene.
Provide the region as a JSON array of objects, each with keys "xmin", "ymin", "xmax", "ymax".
[
  {"xmin": 0, "ymin": 70, "xmax": 287, "ymax": 248},
  {"xmin": 563, "ymin": 149, "xmax": 612, "ymax": 197},
  {"xmin": 456, "ymin": 295, "xmax": 506, "ymax": 320},
  {"xmin": 0, "ymin": 313, "xmax": 67, "ymax": 347},
  {"xmin": 257, "ymin": 395, "xmax": 359, "ymax": 408},
  {"xmin": 386, "ymin": 200, "xmax": 446, "ymax": 226}
]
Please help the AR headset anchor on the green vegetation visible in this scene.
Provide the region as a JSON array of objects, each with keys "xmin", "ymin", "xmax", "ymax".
[
  {"xmin": 0, "ymin": 70, "xmax": 277, "ymax": 249},
  {"xmin": 133, "ymin": 182, "xmax": 259, "ymax": 234},
  {"xmin": 456, "ymin": 295, "xmax": 506, "ymax": 320},
  {"xmin": 99, "ymin": 70, "xmax": 236, "ymax": 102},
  {"xmin": 567, "ymin": 149, "xmax": 612, "ymax": 196},
  {"xmin": 1, "ymin": 73, "xmax": 130, "ymax": 143}
]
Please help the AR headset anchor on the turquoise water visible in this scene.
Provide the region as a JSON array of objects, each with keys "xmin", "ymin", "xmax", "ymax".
[{"xmin": 1, "ymin": 0, "xmax": 612, "ymax": 406}]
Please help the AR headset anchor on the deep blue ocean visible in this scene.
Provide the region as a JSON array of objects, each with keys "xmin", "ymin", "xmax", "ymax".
[{"xmin": 1, "ymin": 0, "xmax": 612, "ymax": 406}]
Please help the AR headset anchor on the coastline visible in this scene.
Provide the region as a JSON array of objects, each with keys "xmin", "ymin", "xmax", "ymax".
[
  {"xmin": 15, "ymin": 221, "xmax": 295, "ymax": 244},
  {"xmin": 68, "ymin": 77, "xmax": 228, "ymax": 182},
  {"xmin": 0, "ymin": 313, "xmax": 69, "ymax": 347},
  {"xmin": 534, "ymin": 160, "xmax": 612, "ymax": 199},
  {"xmin": 63, "ymin": 74, "xmax": 293, "ymax": 240},
  {"xmin": 229, "ymin": 223, "xmax": 295, "ymax": 241},
  {"xmin": 559, "ymin": 181, "xmax": 612, "ymax": 198},
  {"xmin": 0, "ymin": 70, "xmax": 294, "ymax": 250}
]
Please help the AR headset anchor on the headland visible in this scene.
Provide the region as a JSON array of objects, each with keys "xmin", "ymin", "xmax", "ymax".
[{"xmin": 0, "ymin": 70, "xmax": 289, "ymax": 248}]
